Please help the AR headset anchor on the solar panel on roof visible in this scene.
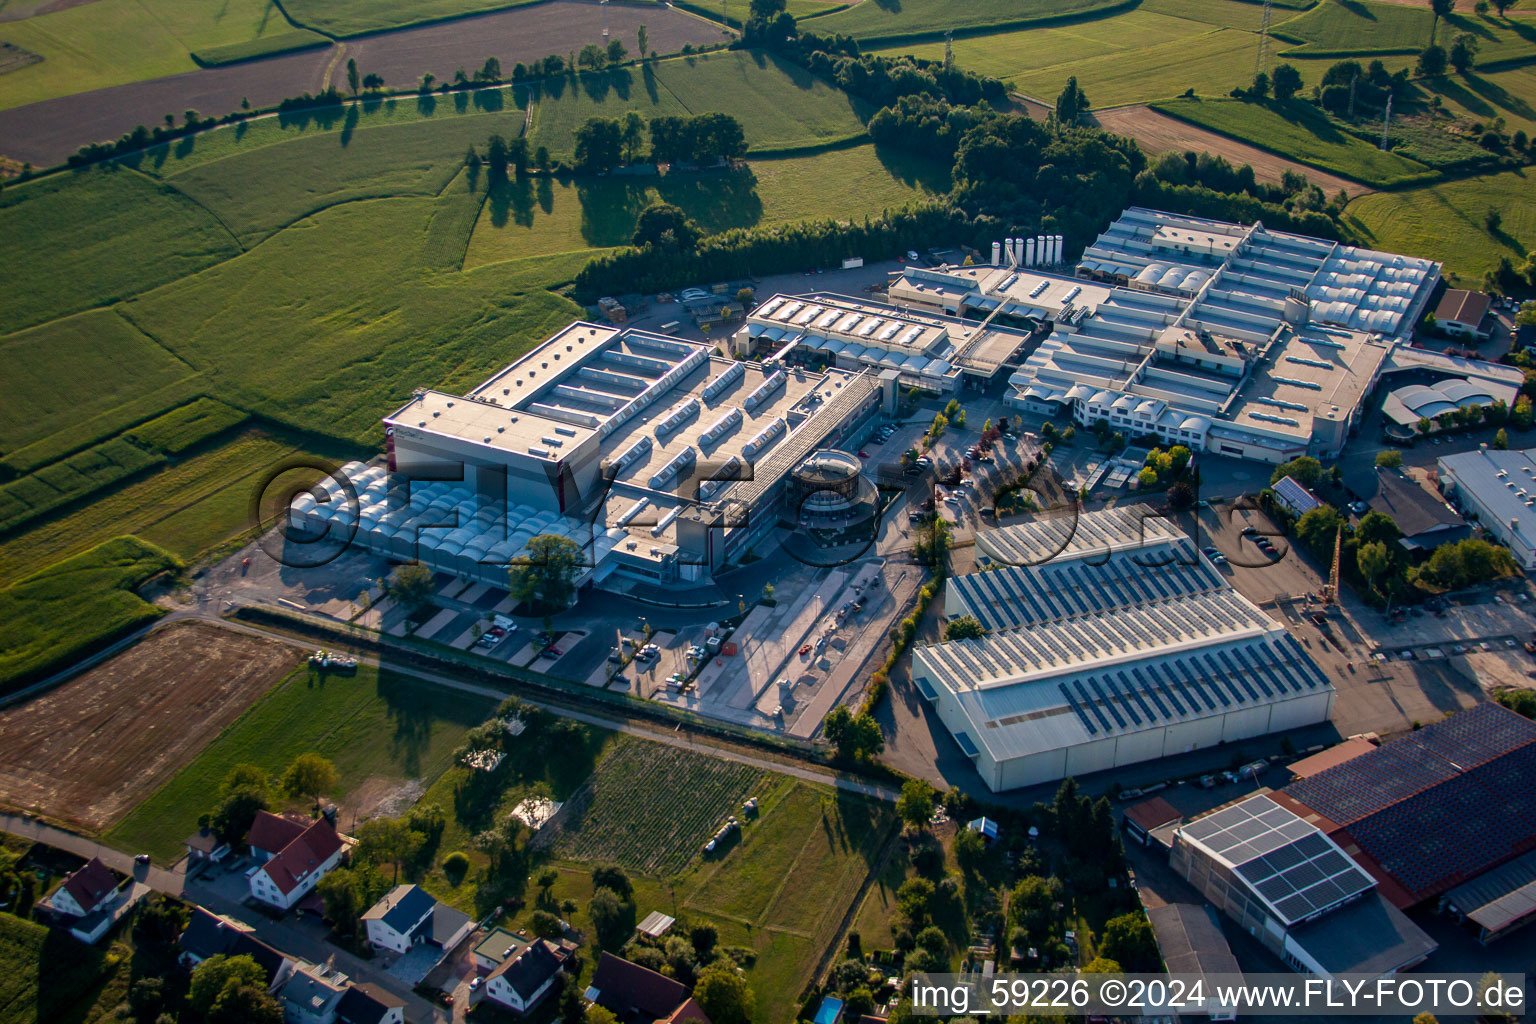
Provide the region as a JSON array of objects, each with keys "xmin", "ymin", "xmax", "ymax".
[
  {"xmin": 1274, "ymin": 894, "xmax": 1314, "ymax": 921},
  {"xmin": 1292, "ymin": 834, "xmax": 1330, "ymax": 859}
]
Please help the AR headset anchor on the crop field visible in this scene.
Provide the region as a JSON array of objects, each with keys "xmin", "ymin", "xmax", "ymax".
[
  {"xmin": 0, "ymin": 0, "xmax": 309, "ymax": 110},
  {"xmin": 1152, "ymin": 97, "xmax": 1436, "ymax": 186},
  {"xmin": 0, "ymin": 536, "xmax": 176, "ymax": 697},
  {"xmin": 107, "ymin": 660, "xmax": 493, "ymax": 861},
  {"xmin": 1275, "ymin": 0, "xmax": 1536, "ymax": 63},
  {"xmin": 0, "ymin": 430, "xmax": 318, "ymax": 586},
  {"xmin": 124, "ymin": 398, "xmax": 248, "ymax": 455},
  {"xmin": 0, "ymin": 622, "xmax": 300, "ymax": 830},
  {"xmin": 1013, "ymin": 28, "xmax": 1267, "ymax": 107},
  {"xmin": 1346, "ymin": 167, "xmax": 1536, "ymax": 281},
  {"xmin": 0, "ymin": 436, "xmax": 165, "ymax": 535},
  {"xmin": 0, "ymin": 170, "xmax": 240, "ymax": 333},
  {"xmin": 532, "ymin": 738, "xmax": 765, "ymax": 875},
  {"xmin": 870, "ymin": 9, "xmax": 1220, "ymax": 84},
  {"xmin": 807, "ymin": 0, "xmax": 1122, "ymax": 43},
  {"xmin": 525, "ymin": 52, "xmax": 873, "ymax": 162},
  {"xmin": 189, "ymin": 29, "xmax": 330, "ymax": 67},
  {"xmin": 463, "ymin": 144, "xmax": 946, "ymax": 266}
]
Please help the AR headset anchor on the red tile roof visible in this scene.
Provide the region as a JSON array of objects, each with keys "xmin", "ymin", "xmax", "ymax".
[
  {"xmin": 248, "ymin": 810, "xmax": 309, "ymax": 854},
  {"xmin": 258, "ymin": 818, "xmax": 343, "ymax": 895},
  {"xmin": 1124, "ymin": 796, "xmax": 1181, "ymax": 834},
  {"xmin": 589, "ymin": 953, "xmax": 689, "ymax": 1020},
  {"xmin": 664, "ymin": 997, "xmax": 713, "ymax": 1024},
  {"xmin": 60, "ymin": 857, "xmax": 118, "ymax": 913}
]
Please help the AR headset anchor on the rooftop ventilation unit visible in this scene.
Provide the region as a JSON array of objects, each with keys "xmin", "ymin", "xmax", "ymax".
[
  {"xmin": 703, "ymin": 362, "xmax": 746, "ymax": 402},
  {"xmin": 743, "ymin": 371, "xmax": 787, "ymax": 412}
]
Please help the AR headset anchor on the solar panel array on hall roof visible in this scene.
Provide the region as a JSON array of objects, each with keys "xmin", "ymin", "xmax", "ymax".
[
  {"xmin": 951, "ymin": 543, "xmax": 1225, "ymax": 631},
  {"xmin": 1284, "ymin": 702, "xmax": 1536, "ymax": 826},
  {"xmin": 1057, "ymin": 631, "xmax": 1330, "ymax": 738},
  {"xmin": 1282, "ymin": 702, "xmax": 1536, "ymax": 902}
]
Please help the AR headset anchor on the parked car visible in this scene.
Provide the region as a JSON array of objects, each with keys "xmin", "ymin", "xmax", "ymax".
[{"xmin": 135, "ymin": 854, "xmax": 151, "ymax": 865}]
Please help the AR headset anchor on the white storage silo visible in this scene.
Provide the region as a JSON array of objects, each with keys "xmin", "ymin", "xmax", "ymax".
[
  {"xmin": 1054, "ymin": 234, "xmax": 1064, "ymax": 264},
  {"xmin": 1036, "ymin": 235, "xmax": 1048, "ymax": 265},
  {"xmin": 991, "ymin": 241, "xmax": 1001, "ymax": 266},
  {"xmin": 1025, "ymin": 237, "xmax": 1036, "ymax": 267}
]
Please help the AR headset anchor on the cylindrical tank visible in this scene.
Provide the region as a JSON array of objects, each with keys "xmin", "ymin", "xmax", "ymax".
[
  {"xmin": 1054, "ymin": 234, "xmax": 1064, "ymax": 264},
  {"xmin": 1008, "ymin": 238, "xmax": 1019, "ymax": 266},
  {"xmin": 1025, "ymin": 237, "xmax": 1036, "ymax": 267},
  {"xmin": 1036, "ymin": 235, "xmax": 1047, "ymax": 264},
  {"xmin": 991, "ymin": 241, "xmax": 1001, "ymax": 266}
]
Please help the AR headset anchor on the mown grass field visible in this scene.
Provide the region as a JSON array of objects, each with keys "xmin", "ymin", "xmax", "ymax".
[
  {"xmin": 0, "ymin": 537, "xmax": 176, "ymax": 697},
  {"xmin": 1152, "ymin": 96, "xmax": 1436, "ymax": 186},
  {"xmin": 526, "ymin": 52, "xmax": 873, "ymax": 162},
  {"xmin": 1275, "ymin": 0, "xmax": 1536, "ymax": 63},
  {"xmin": 1013, "ymin": 28, "xmax": 1266, "ymax": 107},
  {"xmin": 807, "ymin": 0, "xmax": 1123, "ymax": 42},
  {"xmin": 463, "ymin": 144, "xmax": 947, "ymax": 265},
  {"xmin": 1346, "ymin": 167, "xmax": 1536, "ymax": 281},
  {"xmin": 279, "ymin": 0, "xmax": 538, "ymax": 37},
  {"xmin": 106, "ymin": 662, "xmax": 493, "ymax": 861},
  {"xmin": 1416, "ymin": 63, "xmax": 1536, "ymax": 138},
  {"xmin": 869, "ymin": 8, "xmax": 1219, "ymax": 85},
  {"xmin": 0, "ymin": 0, "xmax": 309, "ymax": 111}
]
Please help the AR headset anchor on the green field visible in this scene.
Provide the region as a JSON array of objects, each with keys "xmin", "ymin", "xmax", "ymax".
[
  {"xmin": 1346, "ymin": 167, "xmax": 1536, "ymax": 281},
  {"xmin": 1013, "ymin": 28, "xmax": 1266, "ymax": 106},
  {"xmin": 807, "ymin": 0, "xmax": 1123, "ymax": 42},
  {"xmin": 0, "ymin": 430, "xmax": 324, "ymax": 586},
  {"xmin": 1276, "ymin": 0, "xmax": 1536, "ymax": 62},
  {"xmin": 0, "ymin": 912, "xmax": 133, "ymax": 1024},
  {"xmin": 106, "ymin": 662, "xmax": 494, "ymax": 861},
  {"xmin": 1415, "ymin": 63, "xmax": 1536, "ymax": 138},
  {"xmin": 0, "ymin": 170, "xmax": 240, "ymax": 333},
  {"xmin": 0, "ymin": 0, "xmax": 314, "ymax": 111},
  {"xmin": 463, "ymin": 144, "xmax": 946, "ymax": 265},
  {"xmin": 189, "ymin": 28, "xmax": 329, "ymax": 66},
  {"xmin": 869, "ymin": 8, "xmax": 1219, "ymax": 85},
  {"xmin": 526, "ymin": 52, "xmax": 873, "ymax": 162},
  {"xmin": 124, "ymin": 398, "xmax": 249, "ymax": 455},
  {"xmin": 1152, "ymin": 96, "xmax": 1436, "ymax": 186},
  {"xmin": 279, "ymin": 0, "xmax": 538, "ymax": 37},
  {"xmin": 0, "ymin": 537, "xmax": 176, "ymax": 697}
]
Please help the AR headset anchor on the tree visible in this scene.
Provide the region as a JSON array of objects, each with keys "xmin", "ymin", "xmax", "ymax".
[
  {"xmin": 694, "ymin": 964, "xmax": 755, "ymax": 1024},
  {"xmin": 1516, "ymin": 301, "xmax": 1536, "ymax": 328},
  {"xmin": 1168, "ymin": 479, "xmax": 1195, "ymax": 511},
  {"xmin": 1431, "ymin": 0, "xmax": 1456, "ymax": 37},
  {"xmin": 1491, "ymin": 0, "xmax": 1511, "ymax": 13},
  {"xmin": 1418, "ymin": 44, "xmax": 1448, "ymax": 76},
  {"xmin": 823, "ymin": 707, "xmax": 884, "ymax": 760},
  {"xmin": 591, "ymin": 864, "xmax": 633, "ymax": 901},
  {"xmin": 1358, "ymin": 540, "xmax": 1392, "ymax": 593},
  {"xmin": 637, "ymin": 24, "xmax": 648, "ymax": 58},
  {"xmin": 346, "ymin": 58, "xmax": 360, "ymax": 95},
  {"xmin": 1009, "ymin": 875, "xmax": 1059, "ymax": 938},
  {"xmin": 588, "ymin": 886, "xmax": 634, "ymax": 949},
  {"xmin": 943, "ymin": 615, "xmax": 985, "ymax": 641},
  {"xmin": 1375, "ymin": 449, "xmax": 1404, "ymax": 469},
  {"xmin": 896, "ymin": 779, "xmax": 937, "ymax": 831},
  {"xmin": 1272, "ymin": 63, "xmax": 1303, "ymax": 101},
  {"xmin": 632, "ymin": 202, "xmax": 701, "ymax": 251},
  {"xmin": 607, "ymin": 39, "xmax": 627, "ymax": 65},
  {"xmin": 189, "ymin": 955, "xmax": 269, "ymax": 1015},
  {"xmin": 1055, "ymin": 76, "xmax": 1090, "ymax": 123},
  {"xmin": 282, "ymin": 752, "xmax": 339, "ymax": 811},
  {"xmin": 1486, "ymin": 206, "xmax": 1502, "ymax": 233},
  {"xmin": 1356, "ymin": 510, "xmax": 1402, "ymax": 548},
  {"xmin": 1249, "ymin": 71, "xmax": 1270, "ymax": 99},
  {"xmin": 1514, "ymin": 395, "xmax": 1534, "ymax": 430},
  {"xmin": 212, "ymin": 764, "xmax": 270, "ymax": 843},
  {"xmin": 1270, "ymin": 455, "xmax": 1322, "ymax": 488},
  {"xmin": 1137, "ymin": 466, "xmax": 1158, "ymax": 488},
  {"xmin": 508, "ymin": 534, "xmax": 583, "ymax": 612},
  {"xmin": 895, "ymin": 877, "xmax": 935, "ymax": 927},
  {"xmin": 362, "ymin": 73, "xmax": 384, "ymax": 90},
  {"xmin": 1495, "ymin": 427, "xmax": 1510, "ymax": 450},
  {"xmin": 487, "ymin": 134, "xmax": 510, "ymax": 181},
  {"xmin": 479, "ymin": 56, "xmax": 502, "ymax": 82},
  {"xmin": 529, "ymin": 909, "xmax": 563, "ymax": 938},
  {"xmin": 953, "ymin": 825, "xmax": 986, "ymax": 870},
  {"xmin": 318, "ymin": 869, "xmax": 365, "ymax": 933},
  {"xmin": 385, "ymin": 561, "xmax": 434, "ymax": 614},
  {"xmin": 620, "ymin": 111, "xmax": 646, "ymax": 164},
  {"xmin": 578, "ymin": 43, "xmax": 607, "ymax": 71},
  {"xmin": 1099, "ymin": 912, "xmax": 1160, "ymax": 971},
  {"xmin": 1450, "ymin": 32, "xmax": 1480, "ymax": 72},
  {"xmin": 573, "ymin": 116, "xmax": 624, "ymax": 173},
  {"xmin": 210, "ymin": 982, "xmax": 283, "ymax": 1024},
  {"xmin": 357, "ymin": 816, "xmax": 425, "ymax": 882}
]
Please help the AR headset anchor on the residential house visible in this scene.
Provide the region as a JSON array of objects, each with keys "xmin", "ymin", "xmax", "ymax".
[
  {"xmin": 663, "ymin": 998, "xmax": 713, "ymax": 1024},
  {"xmin": 359, "ymin": 883, "xmax": 474, "ymax": 982},
  {"xmin": 280, "ymin": 960, "xmax": 349, "ymax": 1024},
  {"xmin": 249, "ymin": 814, "xmax": 345, "ymax": 911},
  {"xmin": 249, "ymin": 811, "xmax": 312, "ymax": 861},
  {"xmin": 584, "ymin": 952, "xmax": 694, "ymax": 1022},
  {"xmin": 485, "ymin": 938, "xmax": 570, "ymax": 1015},
  {"xmin": 231, "ymin": 931, "xmax": 299, "ymax": 988},
  {"xmin": 48, "ymin": 858, "xmax": 118, "ymax": 919},
  {"xmin": 335, "ymin": 984, "xmax": 405, "ymax": 1024},
  {"xmin": 178, "ymin": 907, "xmax": 255, "ymax": 968},
  {"xmin": 472, "ymin": 928, "xmax": 527, "ymax": 973}
]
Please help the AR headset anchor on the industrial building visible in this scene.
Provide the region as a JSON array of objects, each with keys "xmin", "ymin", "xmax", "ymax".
[
  {"xmin": 914, "ymin": 507, "xmax": 1335, "ymax": 792},
  {"xmin": 1436, "ymin": 447, "xmax": 1536, "ymax": 569},
  {"xmin": 1381, "ymin": 375, "xmax": 1518, "ymax": 440},
  {"xmin": 289, "ymin": 322, "xmax": 893, "ymax": 591},
  {"xmin": 1171, "ymin": 794, "xmax": 1437, "ymax": 977},
  {"xmin": 1273, "ymin": 701, "xmax": 1536, "ymax": 912},
  {"xmin": 904, "ymin": 208, "xmax": 1440, "ymax": 464}
]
